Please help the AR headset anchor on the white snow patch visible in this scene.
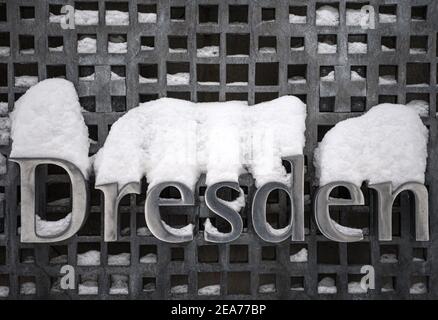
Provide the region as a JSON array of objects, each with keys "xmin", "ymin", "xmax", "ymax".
[
  {"xmin": 108, "ymin": 252, "xmax": 130, "ymax": 266},
  {"xmin": 137, "ymin": 227, "xmax": 152, "ymax": 236},
  {"xmin": 316, "ymin": 6, "xmax": 339, "ymax": 26},
  {"xmin": 289, "ymin": 14, "xmax": 306, "ymax": 24},
  {"xmin": 49, "ymin": 45, "xmax": 64, "ymax": 53},
  {"xmin": 0, "ymin": 286, "xmax": 9, "ymax": 297},
  {"xmin": 318, "ymin": 42, "xmax": 337, "ymax": 54},
  {"xmin": 138, "ymin": 13, "xmax": 157, "ymax": 24},
  {"xmin": 346, "ymin": 9, "xmax": 371, "ymax": 26},
  {"xmin": 10, "ymin": 79, "xmax": 90, "ymax": 178},
  {"xmin": 77, "ymin": 37, "xmax": 97, "ymax": 54},
  {"xmin": 288, "ymin": 76, "xmax": 306, "ymax": 84},
  {"xmin": 314, "ymin": 103, "xmax": 428, "ymax": 188},
  {"xmin": 106, "ymin": 10, "xmax": 129, "ymax": 26},
  {"xmin": 321, "ymin": 71, "xmax": 335, "ymax": 82},
  {"xmin": 167, "ymin": 73, "xmax": 190, "ymax": 86},
  {"xmin": 381, "ymin": 45, "xmax": 395, "ymax": 52},
  {"xmin": 15, "ymin": 76, "xmax": 38, "ymax": 87},
  {"xmin": 77, "ymin": 250, "xmax": 100, "ymax": 266},
  {"xmin": 379, "ymin": 13, "xmax": 396, "ymax": 24},
  {"xmin": 259, "ymin": 283, "xmax": 276, "ymax": 293},
  {"xmin": 139, "ymin": 75, "xmax": 157, "ymax": 84},
  {"xmin": 162, "ymin": 220, "xmax": 194, "ymax": 237},
  {"xmin": 197, "ymin": 46, "xmax": 219, "ymax": 58},
  {"xmin": 290, "ymin": 248, "xmax": 308, "ymax": 262},
  {"xmin": 407, "ymin": 100, "xmax": 429, "ymax": 117},
  {"xmin": 108, "ymin": 37, "xmax": 127, "ymax": 54},
  {"xmin": 348, "ymin": 42, "xmax": 367, "ymax": 54},
  {"xmin": 79, "ymin": 73, "xmax": 95, "ymax": 81},
  {"xmin": 111, "ymin": 72, "xmax": 125, "ymax": 81},
  {"xmin": 318, "ymin": 277, "xmax": 337, "ymax": 294},
  {"xmin": 0, "ymin": 47, "xmax": 10, "ymax": 56},
  {"xmin": 171, "ymin": 284, "xmax": 188, "ymax": 294},
  {"xmin": 78, "ymin": 281, "xmax": 98, "ymax": 295},
  {"xmin": 351, "ymin": 71, "xmax": 365, "ymax": 81},
  {"xmin": 140, "ymin": 253, "xmax": 157, "ymax": 264},
  {"xmin": 110, "ymin": 274, "xmax": 129, "ymax": 295},
  {"xmin": 20, "ymin": 282, "xmax": 36, "ymax": 295},
  {"xmin": 94, "ymin": 96, "xmax": 306, "ymax": 190},
  {"xmin": 410, "ymin": 48, "xmax": 427, "ymax": 55},
  {"xmin": 379, "ymin": 75, "xmax": 397, "ymax": 85},
  {"xmin": 348, "ymin": 282, "xmax": 367, "ymax": 294},
  {"xmin": 410, "ymin": 282, "xmax": 427, "ymax": 294},
  {"xmin": 380, "ymin": 253, "xmax": 398, "ymax": 263},
  {"xmin": 75, "ymin": 10, "xmax": 99, "ymax": 25},
  {"xmin": 198, "ymin": 284, "xmax": 220, "ymax": 296},
  {"xmin": 36, "ymin": 214, "xmax": 71, "ymax": 237}
]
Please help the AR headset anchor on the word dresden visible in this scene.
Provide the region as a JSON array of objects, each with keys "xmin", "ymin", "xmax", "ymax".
[{"xmin": 12, "ymin": 156, "xmax": 429, "ymax": 244}]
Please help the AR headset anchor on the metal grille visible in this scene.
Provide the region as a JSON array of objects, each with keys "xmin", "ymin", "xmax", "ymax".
[{"xmin": 0, "ymin": 0, "xmax": 437, "ymax": 299}]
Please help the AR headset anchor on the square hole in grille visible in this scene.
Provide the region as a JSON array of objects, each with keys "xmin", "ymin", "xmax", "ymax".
[
  {"xmin": 139, "ymin": 245, "xmax": 157, "ymax": 264},
  {"xmin": 49, "ymin": 245, "xmax": 68, "ymax": 265},
  {"xmin": 228, "ymin": 272, "xmax": 250, "ymax": 294},
  {"xmin": 229, "ymin": 5, "xmax": 248, "ymax": 24},
  {"xmin": 256, "ymin": 63, "xmax": 279, "ymax": 86},
  {"xmin": 0, "ymin": 3, "xmax": 6, "ymax": 22},
  {"xmin": 379, "ymin": 5, "xmax": 397, "ymax": 23},
  {"xmin": 289, "ymin": 6, "xmax": 307, "ymax": 24},
  {"xmin": 168, "ymin": 35, "xmax": 187, "ymax": 54},
  {"xmin": 226, "ymin": 64, "xmax": 248, "ymax": 85},
  {"xmin": 317, "ymin": 242, "xmax": 339, "ymax": 264},
  {"xmin": 108, "ymin": 243, "xmax": 130, "ymax": 266},
  {"xmin": 171, "ymin": 275, "xmax": 188, "ymax": 295},
  {"xmin": 261, "ymin": 8, "xmax": 275, "ymax": 22},
  {"xmin": 19, "ymin": 276, "xmax": 36, "ymax": 295},
  {"xmin": 19, "ymin": 35, "xmax": 34, "ymax": 55},
  {"xmin": 291, "ymin": 37, "xmax": 305, "ymax": 51},
  {"xmin": 197, "ymin": 64, "xmax": 219, "ymax": 85},
  {"xmin": 380, "ymin": 245, "xmax": 398, "ymax": 264},
  {"xmin": 199, "ymin": 5, "xmax": 218, "ymax": 24},
  {"xmin": 198, "ymin": 245, "xmax": 219, "ymax": 263},
  {"xmin": 198, "ymin": 272, "xmax": 220, "ymax": 296},
  {"xmin": 229, "ymin": 245, "xmax": 248, "ymax": 263},
  {"xmin": 406, "ymin": 63, "xmax": 430, "ymax": 86},
  {"xmin": 20, "ymin": 6, "xmax": 35, "ymax": 20},
  {"xmin": 411, "ymin": 6, "xmax": 427, "ymax": 22},
  {"xmin": 138, "ymin": 4, "xmax": 156, "ymax": 24},
  {"xmin": 226, "ymin": 34, "xmax": 249, "ymax": 56},
  {"xmin": 347, "ymin": 243, "xmax": 371, "ymax": 265},
  {"xmin": 410, "ymin": 36, "xmax": 428, "ymax": 55},
  {"xmin": 291, "ymin": 276, "xmax": 305, "ymax": 291},
  {"xmin": 171, "ymin": 6, "xmax": 185, "ymax": 22}
]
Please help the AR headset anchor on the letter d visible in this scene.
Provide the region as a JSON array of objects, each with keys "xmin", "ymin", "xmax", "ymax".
[{"xmin": 10, "ymin": 158, "xmax": 88, "ymax": 243}]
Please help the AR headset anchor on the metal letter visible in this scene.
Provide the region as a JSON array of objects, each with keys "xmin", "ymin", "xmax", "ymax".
[
  {"xmin": 369, "ymin": 182, "xmax": 429, "ymax": 241},
  {"xmin": 252, "ymin": 155, "xmax": 304, "ymax": 243},
  {"xmin": 314, "ymin": 182, "xmax": 365, "ymax": 242},
  {"xmin": 60, "ymin": 265, "xmax": 75, "ymax": 290},
  {"xmin": 10, "ymin": 158, "xmax": 88, "ymax": 243},
  {"xmin": 96, "ymin": 182, "xmax": 140, "ymax": 242},
  {"xmin": 145, "ymin": 182, "xmax": 195, "ymax": 243},
  {"xmin": 204, "ymin": 181, "xmax": 243, "ymax": 243}
]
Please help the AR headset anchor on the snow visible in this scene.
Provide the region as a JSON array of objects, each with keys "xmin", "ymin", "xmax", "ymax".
[
  {"xmin": 410, "ymin": 48, "xmax": 426, "ymax": 55},
  {"xmin": 380, "ymin": 253, "xmax": 397, "ymax": 263},
  {"xmin": 198, "ymin": 284, "xmax": 220, "ymax": 296},
  {"xmin": 169, "ymin": 48, "xmax": 187, "ymax": 54},
  {"xmin": 197, "ymin": 46, "xmax": 219, "ymax": 58},
  {"xmin": 50, "ymin": 254, "xmax": 67, "ymax": 265},
  {"xmin": 106, "ymin": 10, "xmax": 129, "ymax": 26},
  {"xmin": 15, "ymin": 76, "xmax": 38, "ymax": 87},
  {"xmin": 346, "ymin": 9, "xmax": 370, "ymax": 26},
  {"xmin": 379, "ymin": 13, "xmax": 396, "ymax": 24},
  {"xmin": 290, "ymin": 248, "xmax": 308, "ymax": 262},
  {"xmin": 162, "ymin": 220, "xmax": 194, "ymax": 237},
  {"xmin": 77, "ymin": 250, "xmax": 100, "ymax": 266},
  {"xmin": 321, "ymin": 71, "xmax": 335, "ymax": 82},
  {"xmin": 0, "ymin": 47, "xmax": 10, "ymax": 56},
  {"xmin": 141, "ymin": 45, "xmax": 154, "ymax": 51},
  {"xmin": 318, "ymin": 277, "xmax": 337, "ymax": 294},
  {"xmin": 75, "ymin": 10, "xmax": 98, "ymax": 26},
  {"xmin": 49, "ymin": 45, "xmax": 63, "ymax": 53},
  {"xmin": 348, "ymin": 42, "xmax": 367, "ymax": 54},
  {"xmin": 316, "ymin": 6, "xmax": 339, "ymax": 26},
  {"xmin": 49, "ymin": 13, "xmax": 63, "ymax": 24},
  {"xmin": 289, "ymin": 14, "xmax": 306, "ymax": 24},
  {"xmin": 314, "ymin": 103, "xmax": 428, "ymax": 188},
  {"xmin": 0, "ymin": 154, "xmax": 6, "ymax": 175},
  {"xmin": 351, "ymin": 71, "xmax": 365, "ymax": 81},
  {"xmin": 348, "ymin": 282, "xmax": 367, "ymax": 294},
  {"xmin": 318, "ymin": 42, "xmax": 337, "ymax": 54},
  {"xmin": 10, "ymin": 79, "xmax": 90, "ymax": 178},
  {"xmin": 108, "ymin": 252, "xmax": 130, "ymax": 266},
  {"xmin": 20, "ymin": 48, "xmax": 35, "ymax": 55},
  {"xmin": 407, "ymin": 100, "xmax": 429, "ymax": 117},
  {"xmin": 80, "ymin": 73, "xmax": 95, "ymax": 82},
  {"xmin": 291, "ymin": 46, "xmax": 304, "ymax": 52},
  {"xmin": 259, "ymin": 47, "xmax": 276, "ymax": 54},
  {"xmin": 138, "ymin": 13, "xmax": 157, "ymax": 24},
  {"xmin": 288, "ymin": 76, "xmax": 306, "ymax": 84},
  {"xmin": 381, "ymin": 45, "xmax": 395, "ymax": 52},
  {"xmin": 94, "ymin": 96, "xmax": 306, "ymax": 190},
  {"xmin": 137, "ymin": 227, "xmax": 152, "ymax": 236},
  {"xmin": 0, "ymin": 286, "xmax": 9, "ymax": 297},
  {"xmin": 140, "ymin": 253, "xmax": 157, "ymax": 264},
  {"xmin": 110, "ymin": 275, "xmax": 129, "ymax": 295},
  {"xmin": 410, "ymin": 282, "xmax": 427, "ymax": 294},
  {"xmin": 20, "ymin": 282, "xmax": 36, "ymax": 295},
  {"xmin": 36, "ymin": 214, "xmax": 71, "ymax": 237},
  {"xmin": 379, "ymin": 75, "xmax": 397, "ymax": 85},
  {"xmin": 78, "ymin": 281, "xmax": 98, "ymax": 295},
  {"xmin": 259, "ymin": 283, "xmax": 276, "ymax": 293},
  {"xmin": 167, "ymin": 73, "xmax": 190, "ymax": 86},
  {"xmin": 171, "ymin": 284, "xmax": 188, "ymax": 294},
  {"xmin": 139, "ymin": 75, "xmax": 157, "ymax": 84},
  {"xmin": 77, "ymin": 37, "xmax": 97, "ymax": 54},
  {"xmin": 143, "ymin": 282, "xmax": 155, "ymax": 292},
  {"xmin": 111, "ymin": 72, "xmax": 125, "ymax": 81},
  {"xmin": 108, "ymin": 39, "xmax": 127, "ymax": 54}
]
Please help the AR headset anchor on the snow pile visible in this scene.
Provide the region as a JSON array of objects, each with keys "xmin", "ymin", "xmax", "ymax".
[
  {"xmin": 314, "ymin": 104, "xmax": 428, "ymax": 188},
  {"xmin": 318, "ymin": 42, "xmax": 337, "ymax": 54},
  {"xmin": 111, "ymin": 72, "xmax": 125, "ymax": 81},
  {"xmin": 0, "ymin": 102, "xmax": 7, "ymax": 115},
  {"xmin": 410, "ymin": 48, "xmax": 426, "ymax": 55},
  {"xmin": 0, "ymin": 286, "xmax": 9, "ymax": 297},
  {"xmin": 321, "ymin": 71, "xmax": 335, "ymax": 81},
  {"xmin": 289, "ymin": 14, "xmax": 306, "ymax": 24},
  {"xmin": 94, "ymin": 96, "xmax": 306, "ymax": 190},
  {"xmin": 197, "ymin": 46, "xmax": 219, "ymax": 58},
  {"xmin": 348, "ymin": 282, "xmax": 367, "ymax": 294},
  {"xmin": 15, "ymin": 76, "xmax": 38, "ymax": 87},
  {"xmin": 0, "ymin": 47, "xmax": 10, "ymax": 56},
  {"xmin": 290, "ymin": 248, "xmax": 308, "ymax": 262},
  {"xmin": 0, "ymin": 117, "xmax": 10, "ymax": 146},
  {"xmin": 143, "ymin": 282, "xmax": 155, "ymax": 292},
  {"xmin": 316, "ymin": 6, "xmax": 339, "ymax": 26},
  {"xmin": 351, "ymin": 71, "xmax": 365, "ymax": 81},
  {"xmin": 318, "ymin": 277, "xmax": 337, "ymax": 294},
  {"xmin": 36, "ymin": 214, "xmax": 71, "ymax": 237},
  {"xmin": 346, "ymin": 9, "xmax": 370, "ymax": 26},
  {"xmin": 108, "ymin": 252, "xmax": 130, "ymax": 266},
  {"xmin": 10, "ymin": 79, "xmax": 90, "ymax": 178},
  {"xmin": 110, "ymin": 275, "xmax": 129, "ymax": 295},
  {"xmin": 379, "ymin": 13, "xmax": 396, "ymax": 23},
  {"xmin": 106, "ymin": 10, "xmax": 129, "ymax": 25},
  {"xmin": 77, "ymin": 37, "xmax": 97, "ymax": 54},
  {"xmin": 288, "ymin": 76, "xmax": 306, "ymax": 84},
  {"xmin": 381, "ymin": 45, "xmax": 395, "ymax": 52},
  {"xmin": 77, "ymin": 250, "xmax": 100, "ymax": 266},
  {"xmin": 410, "ymin": 282, "xmax": 427, "ymax": 294},
  {"xmin": 380, "ymin": 253, "xmax": 397, "ymax": 263},
  {"xmin": 167, "ymin": 73, "xmax": 190, "ymax": 86},
  {"xmin": 379, "ymin": 75, "xmax": 396, "ymax": 85},
  {"xmin": 139, "ymin": 253, "xmax": 157, "ymax": 264},
  {"xmin": 78, "ymin": 275, "xmax": 98, "ymax": 295},
  {"xmin": 407, "ymin": 100, "xmax": 429, "ymax": 117},
  {"xmin": 198, "ymin": 284, "xmax": 220, "ymax": 296},
  {"xmin": 108, "ymin": 35, "xmax": 127, "ymax": 54},
  {"xmin": 75, "ymin": 10, "xmax": 99, "ymax": 25},
  {"xmin": 171, "ymin": 284, "xmax": 188, "ymax": 294},
  {"xmin": 259, "ymin": 283, "xmax": 276, "ymax": 293},
  {"xmin": 139, "ymin": 75, "xmax": 157, "ymax": 84},
  {"xmin": 348, "ymin": 42, "xmax": 367, "ymax": 54},
  {"xmin": 137, "ymin": 226, "xmax": 152, "ymax": 236},
  {"xmin": 20, "ymin": 282, "xmax": 36, "ymax": 295},
  {"xmin": 50, "ymin": 254, "xmax": 67, "ymax": 265},
  {"xmin": 138, "ymin": 13, "xmax": 157, "ymax": 24}
]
